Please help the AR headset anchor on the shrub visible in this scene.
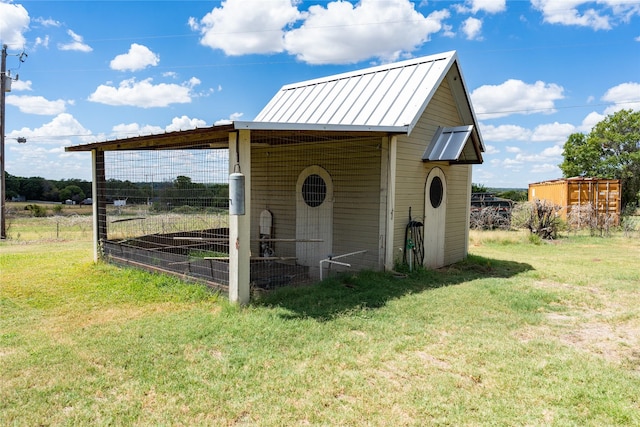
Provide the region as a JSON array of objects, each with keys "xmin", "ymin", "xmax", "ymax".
[
  {"xmin": 567, "ymin": 203, "xmax": 618, "ymax": 237},
  {"xmin": 470, "ymin": 206, "xmax": 511, "ymax": 230},
  {"xmin": 512, "ymin": 199, "xmax": 561, "ymax": 240},
  {"xmin": 24, "ymin": 204, "xmax": 47, "ymax": 218}
]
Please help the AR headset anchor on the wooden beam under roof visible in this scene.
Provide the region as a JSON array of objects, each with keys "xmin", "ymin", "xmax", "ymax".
[
  {"xmin": 65, "ymin": 124, "xmax": 394, "ymax": 153},
  {"xmin": 65, "ymin": 125, "xmax": 235, "ymax": 152}
]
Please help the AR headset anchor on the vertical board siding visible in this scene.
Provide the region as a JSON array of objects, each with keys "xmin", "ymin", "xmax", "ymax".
[{"xmin": 250, "ymin": 138, "xmax": 383, "ymax": 273}]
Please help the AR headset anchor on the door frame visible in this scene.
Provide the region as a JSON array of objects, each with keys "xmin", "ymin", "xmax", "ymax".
[
  {"xmin": 296, "ymin": 165, "xmax": 334, "ymax": 277},
  {"xmin": 424, "ymin": 167, "xmax": 446, "ymax": 268}
]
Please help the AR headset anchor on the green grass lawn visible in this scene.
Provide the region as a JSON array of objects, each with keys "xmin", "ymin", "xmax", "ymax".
[{"xmin": 1, "ymin": 225, "xmax": 639, "ymax": 425}]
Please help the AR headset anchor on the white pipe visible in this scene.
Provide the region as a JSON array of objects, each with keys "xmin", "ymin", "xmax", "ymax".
[{"xmin": 319, "ymin": 250, "xmax": 367, "ymax": 280}]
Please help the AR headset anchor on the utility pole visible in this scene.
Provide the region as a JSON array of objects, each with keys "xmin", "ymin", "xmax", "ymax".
[{"xmin": 1, "ymin": 44, "xmax": 7, "ymax": 239}]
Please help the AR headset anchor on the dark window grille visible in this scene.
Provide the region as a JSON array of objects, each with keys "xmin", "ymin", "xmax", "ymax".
[{"xmin": 302, "ymin": 174, "xmax": 327, "ymax": 207}]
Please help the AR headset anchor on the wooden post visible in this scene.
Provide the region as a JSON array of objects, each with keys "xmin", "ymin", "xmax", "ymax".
[
  {"xmin": 92, "ymin": 149, "xmax": 107, "ymax": 262},
  {"xmin": 384, "ymin": 136, "xmax": 397, "ymax": 271},
  {"xmin": 378, "ymin": 137, "xmax": 389, "ymax": 270},
  {"xmin": 228, "ymin": 130, "xmax": 251, "ymax": 304}
]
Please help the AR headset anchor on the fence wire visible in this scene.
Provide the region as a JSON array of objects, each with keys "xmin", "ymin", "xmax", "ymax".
[{"xmin": 100, "ymin": 133, "xmax": 382, "ymax": 290}]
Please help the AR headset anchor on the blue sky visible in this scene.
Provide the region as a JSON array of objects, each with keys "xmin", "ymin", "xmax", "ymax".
[{"xmin": 1, "ymin": 0, "xmax": 639, "ymax": 188}]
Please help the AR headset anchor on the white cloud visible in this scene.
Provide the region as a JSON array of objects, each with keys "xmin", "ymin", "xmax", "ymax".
[
  {"xmin": 166, "ymin": 116, "xmax": 207, "ymax": 132},
  {"xmin": 110, "ymin": 44, "xmax": 160, "ymax": 71},
  {"xmin": 190, "ymin": 0, "xmax": 301, "ymax": 55},
  {"xmin": 215, "ymin": 112, "xmax": 244, "ymax": 126},
  {"xmin": 58, "ymin": 30, "xmax": 92, "ymax": 52},
  {"xmin": 88, "ymin": 77, "xmax": 196, "ymax": 108},
  {"xmin": 34, "ymin": 17, "xmax": 60, "ymax": 27},
  {"xmin": 471, "ymin": 79, "xmax": 564, "ymax": 119},
  {"xmin": 506, "ymin": 146, "xmax": 522, "ymax": 153},
  {"xmin": 7, "ymin": 113, "xmax": 92, "ymax": 145},
  {"xmin": 540, "ymin": 144, "xmax": 564, "ymax": 157},
  {"xmin": 531, "ymin": 0, "xmax": 640, "ymax": 30},
  {"xmin": 461, "ymin": 17, "xmax": 483, "ymax": 40},
  {"xmin": 512, "ymin": 145, "xmax": 563, "ymax": 163},
  {"xmin": 503, "ymin": 157, "xmax": 524, "ymax": 167},
  {"xmin": 601, "ymin": 81, "xmax": 640, "ymax": 114},
  {"xmin": 531, "ymin": 163, "xmax": 560, "ymax": 174},
  {"xmin": 10, "ymin": 79, "xmax": 33, "ymax": 91},
  {"xmin": 580, "ymin": 111, "xmax": 605, "ymax": 131},
  {"xmin": 284, "ymin": 1, "xmax": 450, "ymax": 64},
  {"xmin": 456, "ymin": 0, "xmax": 506, "ymax": 14},
  {"xmin": 190, "ymin": 0, "xmax": 453, "ymax": 64},
  {"xmin": 0, "ymin": 2, "xmax": 29, "ymax": 48},
  {"xmin": 531, "ymin": 122, "xmax": 576, "ymax": 142},
  {"xmin": 442, "ymin": 23, "xmax": 455, "ymax": 37},
  {"xmin": 479, "ymin": 123, "xmax": 532, "ymax": 141},
  {"xmin": 483, "ymin": 144, "xmax": 499, "ymax": 154},
  {"xmin": 34, "ymin": 35, "xmax": 50, "ymax": 49},
  {"xmin": 6, "ymin": 95, "xmax": 67, "ymax": 115},
  {"xmin": 111, "ymin": 122, "xmax": 164, "ymax": 138}
]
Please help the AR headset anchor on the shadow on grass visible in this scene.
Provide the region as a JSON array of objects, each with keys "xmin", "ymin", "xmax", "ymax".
[{"xmin": 252, "ymin": 254, "xmax": 533, "ymax": 321}]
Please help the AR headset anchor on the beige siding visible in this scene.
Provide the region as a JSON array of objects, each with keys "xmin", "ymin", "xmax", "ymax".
[
  {"xmin": 250, "ymin": 138, "xmax": 383, "ymax": 272},
  {"xmin": 443, "ymin": 164, "xmax": 471, "ymax": 265},
  {"xmin": 392, "ymin": 75, "xmax": 472, "ymax": 267}
]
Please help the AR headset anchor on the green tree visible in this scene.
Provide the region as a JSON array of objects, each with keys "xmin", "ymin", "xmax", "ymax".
[
  {"xmin": 59, "ymin": 185, "xmax": 86, "ymax": 203},
  {"xmin": 472, "ymin": 183, "xmax": 488, "ymax": 193},
  {"xmin": 20, "ymin": 177, "xmax": 46, "ymax": 201},
  {"xmin": 560, "ymin": 109, "xmax": 640, "ymax": 208},
  {"xmin": 4, "ymin": 172, "xmax": 21, "ymax": 199}
]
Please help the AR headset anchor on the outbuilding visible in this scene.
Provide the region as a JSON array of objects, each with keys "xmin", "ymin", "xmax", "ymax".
[
  {"xmin": 66, "ymin": 50, "xmax": 484, "ymax": 304},
  {"xmin": 528, "ymin": 177, "xmax": 621, "ymax": 225}
]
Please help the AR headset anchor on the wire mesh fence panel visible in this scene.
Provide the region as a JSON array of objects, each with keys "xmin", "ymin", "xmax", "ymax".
[
  {"xmin": 250, "ymin": 133, "xmax": 384, "ymax": 288},
  {"xmin": 103, "ymin": 149, "xmax": 231, "ymax": 287},
  {"xmin": 99, "ymin": 132, "xmax": 385, "ymax": 291}
]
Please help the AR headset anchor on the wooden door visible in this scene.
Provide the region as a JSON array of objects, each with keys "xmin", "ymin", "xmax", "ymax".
[
  {"xmin": 296, "ymin": 166, "xmax": 333, "ymax": 278},
  {"xmin": 424, "ymin": 167, "xmax": 446, "ymax": 268}
]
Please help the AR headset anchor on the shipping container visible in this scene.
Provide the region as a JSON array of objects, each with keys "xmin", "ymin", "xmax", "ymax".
[{"xmin": 528, "ymin": 177, "xmax": 621, "ymax": 224}]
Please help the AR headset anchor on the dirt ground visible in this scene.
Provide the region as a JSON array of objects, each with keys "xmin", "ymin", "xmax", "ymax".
[{"xmin": 517, "ymin": 281, "xmax": 640, "ymax": 372}]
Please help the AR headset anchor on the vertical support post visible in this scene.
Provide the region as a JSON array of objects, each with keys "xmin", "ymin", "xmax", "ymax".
[
  {"xmin": 378, "ymin": 137, "xmax": 389, "ymax": 270},
  {"xmin": 384, "ymin": 135, "xmax": 397, "ymax": 271},
  {"xmin": 92, "ymin": 149, "xmax": 107, "ymax": 261},
  {"xmin": 0, "ymin": 45, "xmax": 7, "ymax": 240},
  {"xmin": 464, "ymin": 164, "xmax": 472, "ymax": 257},
  {"xmin": 228, "ymin": 130, "xmax": 251, "ymax": 304}
]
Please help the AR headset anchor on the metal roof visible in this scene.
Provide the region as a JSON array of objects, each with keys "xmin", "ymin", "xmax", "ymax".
[
  {"xmin": 255, "ymin": 51, "xmax": 458, "ymax": 134},
  {"xmin": 66, "ymin": 50, "xmax": 485, "ymax": 155}
]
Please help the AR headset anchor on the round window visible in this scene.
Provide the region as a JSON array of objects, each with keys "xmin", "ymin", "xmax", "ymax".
[
  {"xmin": 429, "ymin": 176, "xmax": 444, "ymax": 208},
  {"xmin": 302, "ymin": 174, "xmax": 327, "ymax": 207}
]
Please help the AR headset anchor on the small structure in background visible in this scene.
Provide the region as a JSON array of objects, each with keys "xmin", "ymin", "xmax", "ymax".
[
  {"xmin": 470, "ymin": 192, "xmax": 513, "ymax": 229},
  {"xmin": 528, "ymin": 177, "xmax": 621, "ymax": 227}
]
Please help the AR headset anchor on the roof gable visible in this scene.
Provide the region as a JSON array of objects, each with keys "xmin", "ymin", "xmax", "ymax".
[{"xmin": 255, "ymin": 51, "xmax": 461, "ymax": 134}]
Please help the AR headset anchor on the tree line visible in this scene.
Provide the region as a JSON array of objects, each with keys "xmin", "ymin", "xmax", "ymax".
[
  {"xmin": 4, "ymin": 173, "xmax": 229, "ymax": 209},
  {"xmin": 107, "ymin": 175, "xmax": 229, "ymax": 210},
  {"xmin": 4, "ymin": 174, "xmax": 92, "ymax": 203}
]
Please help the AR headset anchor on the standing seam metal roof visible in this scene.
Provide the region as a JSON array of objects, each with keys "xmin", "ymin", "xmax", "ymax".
[{"xmin": 255, "ymin": 51, "xmax": 457, "ymax": 134}]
